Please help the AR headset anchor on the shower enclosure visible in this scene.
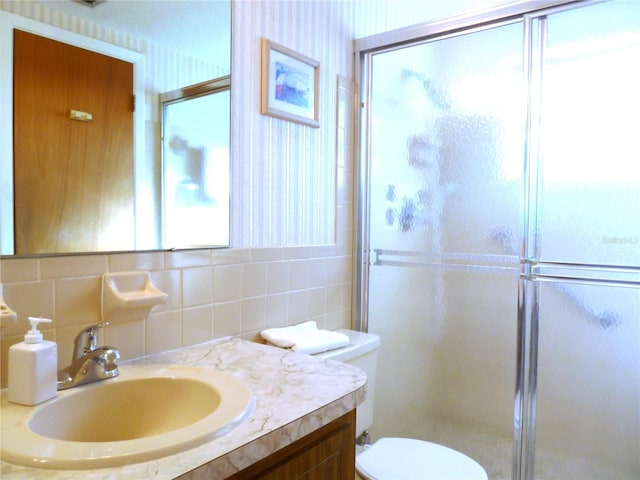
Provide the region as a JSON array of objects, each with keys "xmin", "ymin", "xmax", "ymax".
[{"xmin": 354, "ymin": 1, "xmax": 640, "ymax": 479}]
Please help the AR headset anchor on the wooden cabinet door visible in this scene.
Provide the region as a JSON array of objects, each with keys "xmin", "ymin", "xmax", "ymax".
[
  {"xmin": 230, "ymin": 410, "xmax": 356, "ymax": 480},
  {"xmin": 13, "ymin": 29, "xmax": 134, "ymax": 254}
]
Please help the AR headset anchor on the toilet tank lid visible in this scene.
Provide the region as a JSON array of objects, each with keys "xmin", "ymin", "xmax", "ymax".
[{"xmin": 316, "ymin": 329, "xmax": 380, "ymax": 361}]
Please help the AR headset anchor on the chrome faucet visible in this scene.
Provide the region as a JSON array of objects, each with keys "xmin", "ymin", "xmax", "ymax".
[{"xmin": 57, "ymin": 322, "xmax": 120, "ymax": 390}]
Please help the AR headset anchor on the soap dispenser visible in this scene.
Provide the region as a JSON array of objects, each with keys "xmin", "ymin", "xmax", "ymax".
[{"xmin": 8, "ymin": 317, "xmax": 58, "ymax": 405}]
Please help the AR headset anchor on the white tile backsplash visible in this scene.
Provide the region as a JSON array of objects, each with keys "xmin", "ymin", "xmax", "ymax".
[
  {"xmin": 242, "ymin": 263, "xmax": 267, "ymax": 298},
  {"xmin": 289, "ymin": 259, "xmax": 311, "ymax": 290},
  {"xmin": 182, "ymin": 305, "xmax": 214, "ymax": 346},
  {"xmin": 182, "ymin": 266, "xmax": 214, "ymax": 307},
  {"xmin": 146, "ymin": 311, "xmax": 182, "ymax": 354},
  {"xmin": 266, "ymin": 261, "xmax": 290, "ymax": 295},
  {"xmin": 241, "ymin": 297, "xmax": 267, "ymax": 334},
  {"xmin": 54, "ymin": 276, "xmax": 102, "ymax": 328},
  {"xmin": 105, "ymin": 318, "xmax": 146, "ymax": 362},
  {"xmin": 266, "ymin": 293, "xmax": 289, "ymax": 329},
  {"xmin": 1, "ymin": 281, "xmax": 54, "ymax": 338},
  {"xmin": 213, "ymin": 300, "xmax": 242, "ymax": 338},
  {"xmin": 213, "ymin": 264, "xmax": 244, "ymax": 302},
  {"xmin": 108, "ymin": 251, "xmax": 165, "ymax": 272},
  {"xmin": 150, "ymin": 269, "xmax": 181, "ymax": 312},
  {"xmin": 40, "ymin": 255, "xmax": 108, "ymax": 279},
  {"xmin": 0, "ymin": 245, "xmax": 353, "ymax": 387},
  {"xmin": 0, "ymin": 257, "xmax": 39, "ymax": 282}
]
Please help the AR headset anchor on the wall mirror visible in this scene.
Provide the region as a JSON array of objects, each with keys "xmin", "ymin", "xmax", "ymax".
[{"xmin": 0, "ymin": 0, "xmax": 231, "ymax": 256}]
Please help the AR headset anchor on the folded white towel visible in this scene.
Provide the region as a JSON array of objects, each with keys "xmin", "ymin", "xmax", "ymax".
[
  {"xmin": 260, "ymin": 320, "xmax": 317, "ymax": 348},
  {"xmin": 260, "ymin": 321, "xmax": 350, "ymax": 355}
]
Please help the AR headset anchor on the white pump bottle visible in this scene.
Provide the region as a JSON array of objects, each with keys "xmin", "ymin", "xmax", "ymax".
[{"xmin": 7, "ymin": 317, "xmax": 58, "ymax": 405}]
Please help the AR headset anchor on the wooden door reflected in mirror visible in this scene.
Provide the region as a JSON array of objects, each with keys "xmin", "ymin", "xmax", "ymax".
[{"xmin": 13, "ymin": 30, "xmax": 135, "ymax": 254}]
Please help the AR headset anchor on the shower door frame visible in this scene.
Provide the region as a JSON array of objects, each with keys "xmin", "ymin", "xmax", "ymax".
[{"xmin": 353, "ymin": 1, "xmax": 605, "ymax": 479}]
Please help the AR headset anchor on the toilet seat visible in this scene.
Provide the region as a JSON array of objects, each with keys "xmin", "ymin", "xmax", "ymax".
[{"xmin": 356, "ymin": 437, "xmax": 488, "ymax": 480}]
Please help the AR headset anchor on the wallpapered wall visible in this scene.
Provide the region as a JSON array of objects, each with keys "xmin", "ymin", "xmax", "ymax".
[{"xmin": 230, "ymin": 0, "xmax": 494, "ymax": 246}]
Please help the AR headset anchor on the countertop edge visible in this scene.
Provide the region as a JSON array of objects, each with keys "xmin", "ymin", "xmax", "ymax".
[{"xmin": 178, "ymin": 389, "xmax": 364, "ymax": 479}]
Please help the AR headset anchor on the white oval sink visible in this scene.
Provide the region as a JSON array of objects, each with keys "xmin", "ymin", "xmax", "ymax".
[{"xmin": 1, "ymin": 365, "xmax": 254, "ymax": 469}]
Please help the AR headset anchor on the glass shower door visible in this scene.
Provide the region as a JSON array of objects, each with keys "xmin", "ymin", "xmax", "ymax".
[
  {"xmin": 361, "ymin": 1, "xmax": 640, "ymax": 479},
  {"xmin": 365, "ymin": 20, "xmax": 524, "ymax": 479},
  {"xmin": 524, "ymin": 2, "xmax": 640, "ymax": 478}
]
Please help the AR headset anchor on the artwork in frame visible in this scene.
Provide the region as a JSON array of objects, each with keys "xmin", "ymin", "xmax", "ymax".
[{"xmin": 261, "ymin": 38, "xmax": 319, "ymax": 128}]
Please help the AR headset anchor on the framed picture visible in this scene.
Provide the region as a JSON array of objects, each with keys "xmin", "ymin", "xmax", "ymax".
[{"xmin": 261, "ymin": 38, "xmax": 319, "ymax": 128}]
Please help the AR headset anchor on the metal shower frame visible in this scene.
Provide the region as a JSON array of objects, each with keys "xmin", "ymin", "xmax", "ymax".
[{"xmin": 351, "ymin": 1, "xmax": 626, "ymax": 478}]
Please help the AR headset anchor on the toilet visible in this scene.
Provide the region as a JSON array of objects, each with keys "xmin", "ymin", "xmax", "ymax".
[{"xmin": 317, "ymin": 329, "xmax": 488, "ymax": 480}]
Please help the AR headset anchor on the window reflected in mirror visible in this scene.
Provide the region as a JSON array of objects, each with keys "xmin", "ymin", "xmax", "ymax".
[{"xmin": 161, "ymin": 76, "xmax": 231, "ymax": 249}]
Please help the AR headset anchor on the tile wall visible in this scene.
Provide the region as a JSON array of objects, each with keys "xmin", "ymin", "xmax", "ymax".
[{"xmin": 0, "ymin": 246, "xmax": 352, "ymax": 386}]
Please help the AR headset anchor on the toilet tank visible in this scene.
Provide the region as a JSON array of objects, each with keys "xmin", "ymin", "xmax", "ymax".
[{"xmin": 317, "ymin": 329, "xmax": 380, "ymax": 439}]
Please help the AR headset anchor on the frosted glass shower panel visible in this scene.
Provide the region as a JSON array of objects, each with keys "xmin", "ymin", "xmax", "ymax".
[
  {"xmin": 536, "ymin": 2, "xmax": 640, "ymax": 266},
  {"xmin": 368, "ymin": 23, "xmax": 523, "ymax": 256},
  {"xmin": 367, "ymin": 264, "xmax": 519, "ymax": 478},
  {"xmin": 534, "ymin": 281, "xmax": 640, "ymax": 479}
]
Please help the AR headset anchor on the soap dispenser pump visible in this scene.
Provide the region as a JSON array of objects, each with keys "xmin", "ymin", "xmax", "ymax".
[{"xmin": 8, "ymin": 317, "xmax": 58, "ymax": 405}]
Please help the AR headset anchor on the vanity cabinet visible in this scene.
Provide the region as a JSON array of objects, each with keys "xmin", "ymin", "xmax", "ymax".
[{"xmin": 230, "ymin": 410, "xmax": 356, "ymax": 480}]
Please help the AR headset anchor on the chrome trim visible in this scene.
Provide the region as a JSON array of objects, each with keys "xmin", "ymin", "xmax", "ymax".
[
  {"xmin": 57, "ymin": 323, "xmax": 120, "ymax": 390},
  {"xmin": 362, "ymin": 18, "xmax": 522, "ymax": 61},
  {"xmin": 375, "ymin": 259, "xmax": 517, "ymax": 274},
  {"xmin": 532, "ymin": 14, "xmax": 547, "ymax": 264},
  {"xmin": 524, "ymin": 280, "xmax": 541, "ymax": 480},
  {"xmin": 354, "ymin": 0, "xmax": 583, "ymax": 53},
  {"xmin": 513, "ymin": 278, "xmax": 527, "ymax": 480},
  {"xmin": 522, "ymin": 259, "xmax": 640, "ymax": 288},
  {"xmin": 353, "ymin": 48, "xmax": 374, "ymax": 333},
  {"xmin": 531, "ymin": 259, "xmax": 640, "ymax": 273},
  {"xmin": 530, "ymin": 274, "xmax": 640, "ymax": 289},
  {"xmin": 159, "ymin": 75, "xmax": 230, "ymax": 104},
  {"xmin": 514, "ymin": 10, "xmax": 535, "ymax": 479},
  {"xmin": 519, "ymin": 12, "xmax": 547, "ymax": 479},
  {"xmin": 372, "ymin": 249, "xmax": 519, "ymax": 272}
]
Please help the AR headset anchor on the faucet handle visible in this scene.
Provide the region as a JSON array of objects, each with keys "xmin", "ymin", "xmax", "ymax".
[
  {"xmin": 98, "ymin": 347, "xmax": 120, "ymax": 372},
  {"xmin": 74, "ymin": 322, "xmax": 110, "ymax": 359}
]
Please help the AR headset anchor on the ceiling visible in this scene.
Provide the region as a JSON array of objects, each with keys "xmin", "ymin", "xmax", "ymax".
[{"xmin": 25, "ymin": 0, "xmax": 230, "ymax": 63}]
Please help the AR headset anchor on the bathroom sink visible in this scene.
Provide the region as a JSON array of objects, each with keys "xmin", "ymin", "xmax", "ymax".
[{"xmin": 1, "ymin": 364, "xmax": 254, "ymax": 469}]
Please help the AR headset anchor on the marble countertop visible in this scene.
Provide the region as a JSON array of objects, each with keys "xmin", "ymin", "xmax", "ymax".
[{"xmin": 1, "ymin": 337, "xmax": 367, "ymax": 479}]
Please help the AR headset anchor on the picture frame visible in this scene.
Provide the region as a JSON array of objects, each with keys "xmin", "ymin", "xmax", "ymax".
[{"xmin": 261, "ymin": 38, "xmax": 319, "ymax": 128}]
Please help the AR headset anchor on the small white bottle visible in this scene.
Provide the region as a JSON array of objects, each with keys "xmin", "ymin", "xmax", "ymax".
[{"xmin": 8, "ymin": 317, "xmax": 58, "ymax": 405}]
